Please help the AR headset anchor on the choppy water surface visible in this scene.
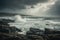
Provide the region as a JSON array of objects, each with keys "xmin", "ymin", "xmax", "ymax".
[{"xmin": 0, "ymin": 15, "xmax": 60, "ymax": 34}]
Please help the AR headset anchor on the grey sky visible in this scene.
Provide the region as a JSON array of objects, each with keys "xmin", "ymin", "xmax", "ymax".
[{"xmin": 0, "ymin": 0, "xmax": 60, "ymax": 17}]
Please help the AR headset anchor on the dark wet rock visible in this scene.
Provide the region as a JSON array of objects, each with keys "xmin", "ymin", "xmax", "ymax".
[
  {"xmin": 45, "ymin": 28, "xmax": 60, "ymax": 34},
  {"xmin": 27, "ymin": 28, "xmax": 44, "ymax": 35},
  {"xmin": 0, "ymin": 19, "xmax": 60, "ymax": 40},
  {"xmin": 0, "ymin": 19, "xmax": 22, "ymax": 34},
  {"xmin": 26, "ymin": 28, "xmax": 60, "ymax": 40},
  {"xmin": 26, "ymin": 28, "xmax": 44, "ymax": 40}
]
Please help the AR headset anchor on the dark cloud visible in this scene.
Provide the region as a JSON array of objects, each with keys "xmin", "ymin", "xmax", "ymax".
[
  {"xmin": 46, "ymin": 0, "xmax": 60, "ymax": 17},
  {"xmin": 22, "ymin": 0, "xmax": 48, "ymax": 5},
  {"xmin": 52, "ymin": 0, "xmax": 60, "ymax": 16},
  {"xmin": 0, "ymin": 0, "xmax": 48, "ymax": 10},
  {"xmin": 0, "ymin": 0, "xmax": 60, "ymax": 17}
]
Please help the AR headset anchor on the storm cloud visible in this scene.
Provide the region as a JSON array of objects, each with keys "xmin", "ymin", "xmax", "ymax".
[
  {"xmin": 46, "ymin": 0, "xmax": 60, "ymax": 17},
  {"xmin": 0, "ymin": 0, "xmax": 60, "ymax": 17},
  {"xmin": 0, "ymin": 0, "xmax": 48, "ymax": 10}
]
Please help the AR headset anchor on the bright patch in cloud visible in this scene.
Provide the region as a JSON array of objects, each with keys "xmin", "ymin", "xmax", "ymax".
[{"xmin": 18, "ymin": 0, "xmax": 57, "ymax": 16}]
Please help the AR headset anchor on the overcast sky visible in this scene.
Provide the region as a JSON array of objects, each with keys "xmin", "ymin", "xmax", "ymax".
[{"xmin": 0, "ymin": 0, "xmax": 60, "ymax": 17}]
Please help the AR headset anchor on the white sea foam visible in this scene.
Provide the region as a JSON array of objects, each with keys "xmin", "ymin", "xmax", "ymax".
[
  {"xmin": 13, "ymin": 15, "xmax": 26, "ymax": 22},
  {"xmin": 0, "ymin": 16, "xmax": 60, "ymax": 34}
]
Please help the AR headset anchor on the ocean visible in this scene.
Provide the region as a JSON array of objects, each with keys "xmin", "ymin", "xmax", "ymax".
[{"xmin": 0, "ymin": 15, "xmax": 60, "ymax": 34}]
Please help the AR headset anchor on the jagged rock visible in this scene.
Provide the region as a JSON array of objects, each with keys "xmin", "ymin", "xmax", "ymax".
[
  {"xmin": 45, "ymin": 28, "xmax": 60, "ymax": 34},
  {"xmin": 27, "ymin": 28, "xmax": 44, "ymax": 36}
]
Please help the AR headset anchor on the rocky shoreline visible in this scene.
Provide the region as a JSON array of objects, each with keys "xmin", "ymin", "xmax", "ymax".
[{"xmin": 0, "ymin": 19, "xmax": 60, "ymax": 40}]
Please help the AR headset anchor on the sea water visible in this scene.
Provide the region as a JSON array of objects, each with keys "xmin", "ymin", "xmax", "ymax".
[{"xmin": 0, "ymin": 15, "xmax": 60, "ymax": 34}]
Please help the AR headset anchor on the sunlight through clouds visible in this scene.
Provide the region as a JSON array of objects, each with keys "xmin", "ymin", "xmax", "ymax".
[{"xmin": 18, "ymin": 0, "xmax": 57, "ymax": 16}]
